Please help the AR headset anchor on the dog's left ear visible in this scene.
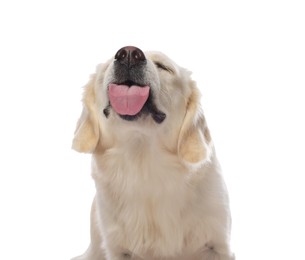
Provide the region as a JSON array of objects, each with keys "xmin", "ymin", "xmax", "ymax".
[
  {"xmin": 178, "ymin": 82, "xmax": 212, "ymax": 167},
  {"xmin": 72, "ymin": 74, "xmax": 100, "ymax": 153}
]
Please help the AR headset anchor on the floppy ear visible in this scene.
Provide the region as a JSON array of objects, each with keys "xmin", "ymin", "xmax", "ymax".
[
  {"xmin": 72, "ymin": 74, "xmax": 100, "ymax": 153},
  {"xmin": 177, "ymin": 82, "xmax": 212, "ymax": 167}
]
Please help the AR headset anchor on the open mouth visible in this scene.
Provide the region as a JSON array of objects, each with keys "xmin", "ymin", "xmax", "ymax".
[
  {"xmin": 108, "ymin": 82, "xmax": 150, "ymax": 116},
  {"xmin": 105, "ymin": 81, "xmax": 166, "ymax": 124}
]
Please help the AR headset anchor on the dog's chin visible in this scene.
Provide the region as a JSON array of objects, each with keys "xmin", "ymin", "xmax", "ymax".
[{"xmin": 118, "ymin": 110, "xmax": 145, "ymax": 122}]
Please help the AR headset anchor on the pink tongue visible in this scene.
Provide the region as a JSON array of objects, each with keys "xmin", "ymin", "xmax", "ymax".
[{"xmin": 108, "ymin": 84, "xmax": 150, "ymax": 116}]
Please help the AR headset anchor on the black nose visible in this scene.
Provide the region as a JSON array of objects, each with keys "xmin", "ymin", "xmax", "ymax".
[{"xmin": 115, "ymin": 46, "xmax": 146, "ymax": 67}]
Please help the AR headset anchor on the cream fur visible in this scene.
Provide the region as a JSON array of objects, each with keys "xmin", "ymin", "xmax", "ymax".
[{"xmin": 71, "ymin": 49, "xmax": 234, "ymax": 260}]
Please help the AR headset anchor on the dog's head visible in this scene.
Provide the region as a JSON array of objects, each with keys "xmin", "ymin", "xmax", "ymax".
[{"xmin": 72, "ymin": 46, "xmax": 212, "ymax": 167}]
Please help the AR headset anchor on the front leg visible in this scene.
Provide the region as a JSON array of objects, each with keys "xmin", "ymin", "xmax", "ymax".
[{"xmin": 72, "ymin": 196, "xmax": 106, "ymax": 260}]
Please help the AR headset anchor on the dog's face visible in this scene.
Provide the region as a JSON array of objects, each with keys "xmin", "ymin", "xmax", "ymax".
[
  {"xmin": 98, "ymin": 46, "xmax": 192, "ymax": 126},
  {"xmin": 72, "ymin": 46, "xmax": 212, "ymax": 167}
]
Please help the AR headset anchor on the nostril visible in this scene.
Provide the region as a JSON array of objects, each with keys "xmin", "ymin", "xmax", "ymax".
[
  {"xmin": 131, "ymin": 48, "xmax": 145, "ymax": 61},
  {"xmin": 115, "ymin": 48, "xmax": 128, "ymax": 61}
]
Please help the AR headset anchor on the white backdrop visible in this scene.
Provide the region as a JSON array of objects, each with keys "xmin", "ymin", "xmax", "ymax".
[{"xmin": 0, "ymin": 1, "xmax": 304, "ymax": 259}]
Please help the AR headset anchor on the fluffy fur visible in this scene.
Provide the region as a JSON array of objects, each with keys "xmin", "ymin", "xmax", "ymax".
[{"xmin": 72, "ymin": 48, "xmax": 235, "ymax": 260}]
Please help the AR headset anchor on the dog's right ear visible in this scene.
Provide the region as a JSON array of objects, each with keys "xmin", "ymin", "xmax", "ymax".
[{"xmin": 72, "ymin": 74, "xmax": 100, "ymax": 153}]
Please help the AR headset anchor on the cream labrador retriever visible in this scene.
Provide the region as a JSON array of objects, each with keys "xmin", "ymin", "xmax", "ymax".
[{"xmin": 72, "ymin": 46, "xmax": 235, "ymax": 260}]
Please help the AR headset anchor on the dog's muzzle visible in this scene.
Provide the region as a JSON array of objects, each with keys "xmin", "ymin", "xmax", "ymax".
[{"xmin": 104, "ymin": 46, "xmax": 166, "ymax": 124}]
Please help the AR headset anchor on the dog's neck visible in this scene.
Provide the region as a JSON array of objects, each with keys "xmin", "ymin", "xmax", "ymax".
[{"xmin": 98, "ymin": 117, "xmax": 181, "ymax": 155}]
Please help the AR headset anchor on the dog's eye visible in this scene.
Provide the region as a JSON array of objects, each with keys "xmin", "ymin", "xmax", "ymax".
[{"xmin": 154, "ymin": 62, "xmax": 173, "ymax": 73}]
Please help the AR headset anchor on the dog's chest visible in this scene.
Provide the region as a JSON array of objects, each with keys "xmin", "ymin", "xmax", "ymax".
[
  {"xmin": 93, "ymin": 142, "xmax": 205, "ymax": 256},
  {"xmin": 95, "ymin": 142, "xmax": 192, "ymax": 207}
]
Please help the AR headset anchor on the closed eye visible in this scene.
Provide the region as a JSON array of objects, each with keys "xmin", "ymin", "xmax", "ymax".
[{"xmin": 154, "ymin": 61, "xmax": 173, "ymax": 73}]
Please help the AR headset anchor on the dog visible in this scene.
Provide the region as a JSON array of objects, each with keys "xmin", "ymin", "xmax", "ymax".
[{"xmin": 72, "ymin": 46, "xmax": 235, "ymax": 260}]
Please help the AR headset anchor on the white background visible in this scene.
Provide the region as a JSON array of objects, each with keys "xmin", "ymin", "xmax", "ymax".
[{"xmin": 0, "ymin": 0, "xmax": 304, "ymax": 259}]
